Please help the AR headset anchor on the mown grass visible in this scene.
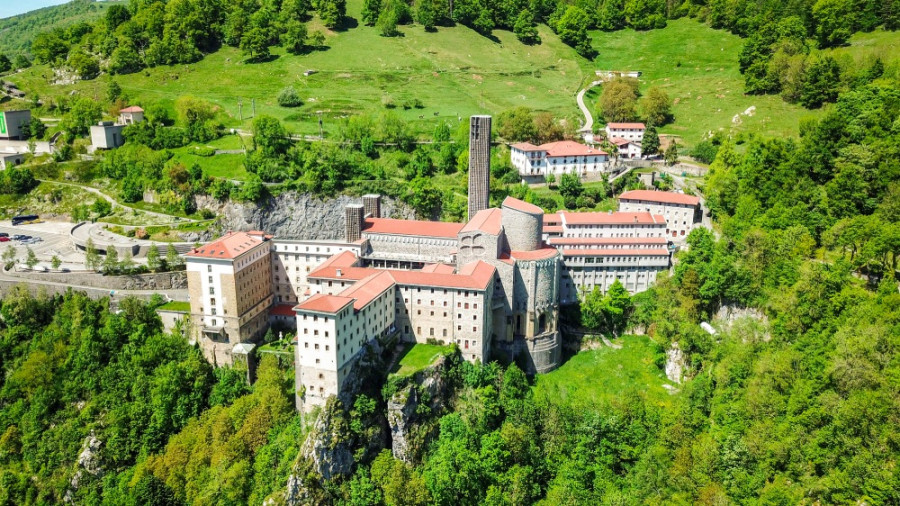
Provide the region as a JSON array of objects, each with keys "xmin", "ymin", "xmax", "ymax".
[
  {"xmin": 393, "ymin": 343, "xmax": 450, "ymax": 376},
  {"xmin": 533, "ymin": 334, "xmax": 672, "ymax": 408},
  {"xmin": 158, "ymin": 301, "xmax": 191, "ymax": 312}
]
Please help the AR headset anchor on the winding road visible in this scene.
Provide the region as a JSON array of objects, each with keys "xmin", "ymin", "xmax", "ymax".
[{"xmin": 576, "ymin": 80, "xmax": 603, "ymax": 133}]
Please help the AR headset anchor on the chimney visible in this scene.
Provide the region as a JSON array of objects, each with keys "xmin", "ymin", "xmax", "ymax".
[
  {"xmin": 345, "ymin": 204, "xmax": 365, "ymax": 242},
  {"xmin": 362, "ymin": 194, "xmax": 382, "ymax": 218}
]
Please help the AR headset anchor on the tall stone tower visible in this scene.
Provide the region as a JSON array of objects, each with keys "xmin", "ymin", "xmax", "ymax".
[
  {"xmin": 344, "ymin": 204, "xmax": 365, "ymax": 242},
  {"xmin": 468, "ymin": 115, "xmax": 491, "ymax": 220}
]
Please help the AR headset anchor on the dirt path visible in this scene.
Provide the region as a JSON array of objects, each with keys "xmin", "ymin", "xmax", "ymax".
[{"xmin": 576, "ymin": 80, "xmax": 603, "ymax": 133}]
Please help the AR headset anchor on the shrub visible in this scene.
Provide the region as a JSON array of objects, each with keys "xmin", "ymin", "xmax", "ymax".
[{"xmin": 277, "ymin": 86, "xmax": 303, "ymax": 108}]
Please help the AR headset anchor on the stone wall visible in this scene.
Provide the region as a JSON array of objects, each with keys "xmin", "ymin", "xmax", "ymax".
[
  {"xmin": 5, "ymin": 269, "xmax": 187, "ymax": 290},
  {"xmin": 196, "ymin": 192, "xmax": 415, "ymax": 239}
]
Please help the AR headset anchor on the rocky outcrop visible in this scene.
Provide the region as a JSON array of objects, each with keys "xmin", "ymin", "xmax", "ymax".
[
  {"xmin": 6, "ymin": 270, "xmax": 187, "ymax": 291},
  {"xmin": 387, "ymin": 354, "xmax": 456, "ymax": 463},
  {"xmin": 64, "ymin": 433, "xmax": 104, "ymax": 503},
  {"xmin": 665, "ymin": 342, "xmax": 686, "ymax": 384},
  {"xmin": 196, "ymin": 192, "xmax": 416, "ymax": 239}
]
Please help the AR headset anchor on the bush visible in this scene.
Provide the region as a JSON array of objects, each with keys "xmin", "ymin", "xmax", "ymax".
[
  {"xmin": 277, "ymin": 87, "xmax": 303, "ymax": 108},
  {"xmin": 192, "ymin": 146, "xmax": 215, "ymax": 157},
  {"xmin": 691, "ymin": 140, "xmax": 719, "ymax": 164}
]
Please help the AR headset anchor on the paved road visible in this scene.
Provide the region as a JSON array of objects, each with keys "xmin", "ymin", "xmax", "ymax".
[
  {"xmin": 0, "ymin": 222, "xmax": 83, "ymax": 268},
  {"xmin": 576, "ymin": 80, "xmax": 603, "ymax": 133}
]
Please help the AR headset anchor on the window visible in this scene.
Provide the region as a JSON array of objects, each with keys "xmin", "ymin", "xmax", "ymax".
[
  {"xmin": 211, "ymin": 319, "xmax": 216, "ymax": 326},
  {"xmin": 211, "ymin": 308, "xmax": 217, "ymax": 316},
  {"xmin": 207, "ymin": 265, "xmax": 212, "ymax": 272},
  {"xmin": 210, "ymin": 298, "xmax": 216, "ymax": 306},
  {"xmin": 209, "ymin": 287, "xmax": 215, "ymax": 295},
  {"xmin": 315, "ymin": 344, "xmax": 319, "ymax": 349},
  {"xmin": 304, "ymin": 342, "xmax": 308, "ymax": 348}
]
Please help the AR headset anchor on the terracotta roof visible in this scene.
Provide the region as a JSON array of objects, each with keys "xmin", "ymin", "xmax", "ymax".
[
  {"xmin": 269, "ymin": 304, "xmax": 297, "ymax": 317},
  {"xmin": 339, "ymin": 271, "xmax": 396, "ymax": 310},
  {"xmin": 549, "ymin": 237, "xmax": 668, "ymax": 245},
  {"xmin": 461, "ymin": 208, "xmax": 502, "ymax": 235},
  {"xmin": 544, "ymin": 225, "xmax": 563, "ymax": 234},
  {"xmin": 618, "ymin": 190, "xmax": 701, "ymax": 206},
  {"xmin": 119, "ymin": 106, "xmax": 144, "ymax": 113},
  {"xmin": 510, "ymin": 142, "xmax": 540, "ymax": 151},
  {"xmin": 422, "ymin": 263, "xmax": 457, "ymax": 274},
  {"xmin": 562, "ymin": 248, "xmax": 670, "ymax": 257},
  {"xmin": 185, "ymin": 231, "xmax": 269, "ymax": 259},
  {"xmin": 453, "ymin": 261, "xmax": 497, "ymax": 288},
  {"xmin": 561, "ymin": 211, "xmax": 666, "ymax": 226},
  {"xmin": 308, "ymin": 265, "xmax": 373, "ymax": 282},
  {"xmin": 310, "ymin": 261, "xmax": 495, "ymax": 291},
  {"xmin": 542, "ymin": 140, "xmax": 607, "ymax": 157},
  {"xmin": 363, "ymin": 218, "xmax": 464, "ymax": 238},
  {"xmin": 294, "ymin": 293, "xmax": 354, "ymax": 314},
  {"xmin": 502, "ymin": 196, "xmax": 544, "ymax": 215},
  {"xmin": 543, "ymin": 213, "xmax": 561, "ymax": 225},
  {"xmin": 606, "ymin": 122, "xmax": 646, "ymax": 130},
  {"xmin": 610, "ymin": 137, "xmax": 632, "ymax": 146},
  {"xmin": 510, "ymin": 247, "xmax": 559, "ymax": 261}
]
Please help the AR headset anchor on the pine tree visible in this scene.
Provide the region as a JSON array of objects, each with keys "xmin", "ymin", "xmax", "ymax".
[
  {"xmin": 102, "ymin": 248, "xmax": 120, "ymax": 275},
  {"xmin": 25, "ymin": 248, "xmax": 38, "ymax": 270},
  {"xmin": 147, "ymin": 244, "xmax": 161, "ymax": 272},
  {"xmin": 166, "ymin": 244, "xmax": 182, "ymax": 269}
]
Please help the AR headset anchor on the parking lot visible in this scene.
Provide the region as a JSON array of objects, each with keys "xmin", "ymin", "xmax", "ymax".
[{"xmin": 0, "ymin": 220, "xmax": 86, "ymax": 270}]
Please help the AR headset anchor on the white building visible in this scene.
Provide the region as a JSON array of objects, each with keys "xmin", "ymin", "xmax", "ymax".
[
  {"xmin": 118, "ymin": 106, "xmax": 145, "ymax": 125},
  {"xmin": 0, "ymin": 153, "xmax": 24, "ymax": 170},
  {"xmin": 618, "ymin": 190, "xmax": 702, "ymax": 239},
  {"xmin": 610, "ymin": 137, "xmax": 642, "ymax": 159},
  {"xmin": 90, "ymin": 121, "xmax": 126, "ymax": 150},
  {"xmin": 510, "ymin": 140, "xmax": 609, "ymax": 177},
  {"xmin": 605, "ymin": 122, "xmax": 645, "ymax": 143}
]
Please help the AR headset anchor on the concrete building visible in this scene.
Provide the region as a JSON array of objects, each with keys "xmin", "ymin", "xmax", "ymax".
[
  {"xmin": 0, "ymin": 152, "xmax": 25, "ymax": 170},
  {"xmin": 118, "ymin": 106, "xmax": 144, "ymax": 125},
  {"xmin": 605, "ymin": 122, "xmax": 645, "ymax": 143},
  {"xmin": 468, "ymin": 115, "xmax": 491, "ymax": 220},
  {"xmin": 90, "ymin": 121, "xmax": 126, "ymax": 149},
  {"xmin": 618, "ymin": 189, "xmax": 702, "ymax": 239},
  {"xmin": 0, "ymin": 110, "xmax": 31, "ymax": 140},
  {"xmin": 510, "ymin": 140, "xmax": 609, "ymax": 178},
  {"xmin": 184, "ymin": 231, "xmax": 274, "ymax": 365}
]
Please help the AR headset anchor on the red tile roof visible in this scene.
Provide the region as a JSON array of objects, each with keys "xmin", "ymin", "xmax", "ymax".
[
  {"xmin": 549, "ymin": 237, "xmax": 668, "ymax": 245},
  {"xmin": 562, "ymin": 248, "xmax": 670, "ymax": 257},
  {"xmin": 543, "ymin": 213, "xmax": 561, "ymax": 225},
  {"xmin": 119, "ymin": 106, "xmax": 144, "ymax": 113},
  {"xmin": 390, "ymin": 261, "xmax": 495, "ymax": 290},
  {"xmin": 502, "ymin": 196, "xmax": 544, "ymax": 215},
  {"xmin": 561, "ymin": 211, "xmax": 666, "ymax": 226},
  {"xmin": 422, "ymin": 263, "xmax": 457, "ymax": 274},
  {"xmin": 541, "ymin": 140, "xmax": 607, "ymax": 158},
  {"xmin": 544, "ymin": 225, "xmax": 563, "ymax": 234},
  {"xmin": 339, "ymin": 271, "xmax": 396, "ymax": 310},
  {"xmin": 363, "ymin": 218, "xmax": 464, "ymax": 238},
  {"xmin": 610, "ymin": 137, "xmax": 632, "ymax": 146},
  {"xmin": 294, "ymin": 293, "xmax": 355, "ymax": 314},
  {"xmin": 510, "ymin": 247, "xmax": 559, "ymax": 261},
  {"xmin": 618, "ymin": 190, "xmax": 701, "ymax": 206},
  {"xmin": 606, "ymin": 122, "xmax": 646, "ymax": 130},
  {"xmin": 461, "ymin": 208, "xmax": 502, "ymax": 235},
  {"xmin": 510, "ymin": 141, "xmax": 607, "ymax": 157},
  {"xmin": 269, "ymin": 304, "xmax": 297, "ymax": 317},
  {"xmin": 185, "ymin": 231, "xmax": 269, "ymax": 259}
]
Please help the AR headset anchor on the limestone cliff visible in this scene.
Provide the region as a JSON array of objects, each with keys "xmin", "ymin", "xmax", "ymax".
[
  {"xmin": 386, "ymin": 354, "xmax": 456, "ymax": 464},
  {"xmin": 195, "ymin": 192, "xmax": 416, "ymax": 239}
]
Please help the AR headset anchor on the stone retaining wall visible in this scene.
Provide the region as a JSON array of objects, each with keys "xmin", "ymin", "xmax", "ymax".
[{"xmin": 5, "ymin": 269, "xmax": 187, "ymax": 290}]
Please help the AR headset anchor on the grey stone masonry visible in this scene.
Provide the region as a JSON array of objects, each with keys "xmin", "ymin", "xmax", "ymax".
[
  {"xmin": 344, "ymin": 205, "xmax": 364, "ymax": 242},
  {"xmin": 363, "ymin": 194, "xmax": 382, "ymax": 218},
  {"xmin": 468, "ymin": 115, "xmax": 491, "ymax": 220}
]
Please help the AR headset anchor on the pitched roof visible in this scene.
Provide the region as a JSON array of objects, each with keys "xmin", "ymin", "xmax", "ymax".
[
  {"xmin": 561, "ymin": 248, "xmax": 670, "ymax": 257},
  {"xmin": 541, "ymin": 140, "xmax": 607, "ymax": 157},
  {"xmin": 610, "ymin": 137, "xmax": 632, "ymax": 146},
  {"xmin": 119, "ymin": 106, "xmax": 144, "ymax": 113},
  {"xmin": 294, "ymin": 293, "xmax": 355, "ymax": 314},
  {"xmin": 390, "ymin": 261, "xmax": 495, "ymax": 290},
  {"xmin": 510, "ymin": 142, "xmax": 540, "ymax": 151},
  {"xmin": 606, "ymin": 122, "xmax": 646, "ymax": 130},
  {"xmin": 185, "ymin": 231, "xmax": 269, "ymax": 260},
  {"xmin": 548, "ymin": 237, "xmax": 668, "ymax": 246},
  {"xmin": 269, "ymin": 304, "xmax": 297, "ymax": 317},
  {"xmin": 543, "ymin": 213, "xmax": 562, "ymax": 225},
  {"xmin": 561, "ymin": 211, "xmax": 666, "ymax": 226},
  {"xmin": 502, "ymin": 196, "xmax": 544, "ymax": 215},
  {"xmin": 339, "ymin": 271, "xmax": 396, "ymax": 310},
  {"xmin": 422, "ymin": 263, "xmax": 457, "ymax": 274},
  {"xmin": 510, "ymin": 247, "xmax": 559, "ymax": 261},
  {"xmin": 618, "ymin": 190, "xmax": 701, "ymax": 206},
  {"xmin": 544, "ymin": 225, "xmax": 563, "ymax": 234},
  {"xmin": 461, "ymin": 208, "xmax": 502, "ymax": 235},
  {"xmin": 363, "ymin": 218, "xmax": 464, "ymax": 238}
]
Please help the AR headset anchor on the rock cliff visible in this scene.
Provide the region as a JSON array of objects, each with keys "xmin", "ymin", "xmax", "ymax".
[{"xmin": 196, "ymin": 192, "xmax": 416, "ymax": 239}]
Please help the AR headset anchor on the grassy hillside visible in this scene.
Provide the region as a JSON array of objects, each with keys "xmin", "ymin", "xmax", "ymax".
[
  {"xmin": 0, "ymin": 0, "xmax": 124, "ymax": 55},
  {"xmin": 6, "ymin": 1, "xmax": 899, "ymax": 145}
]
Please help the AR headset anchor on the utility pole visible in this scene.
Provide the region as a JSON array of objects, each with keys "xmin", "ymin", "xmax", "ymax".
[
  {"xmin": 238, "ymin": 99, "xmax": 243, "ymax": 122},
  {"xmin": 317, "ymin": 111, "xmax": 324, "ymax": 139},
  {"xmin": 251, "ymin": 98, "xmax": 256, "ymax": 118}
]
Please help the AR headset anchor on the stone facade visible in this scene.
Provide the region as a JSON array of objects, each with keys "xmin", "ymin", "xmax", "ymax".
[{"xmin": 468, "ymin": 115, "xmax": 491, "ymax": 220}]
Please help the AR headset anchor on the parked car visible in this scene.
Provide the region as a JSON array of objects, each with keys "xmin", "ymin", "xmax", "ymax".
[
  {"xmin": 0, "ymin": 233, "xmax": 8, "ymax": 237},
  {"xmin": 0, "ymin": 237, "xmax": 9, "ymax": 242},
  {"xmin": 11, "ymin": 235, "xmax": 24, "ymax": 240}
]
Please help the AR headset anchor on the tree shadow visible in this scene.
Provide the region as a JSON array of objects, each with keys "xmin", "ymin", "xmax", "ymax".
[
  {"xmin": 246, "ymin": 53, "xmax": 281, "ymax": 64},
  {"xmin": 333, "ymin": 16, "xmax": 359, "ymax": 32}
]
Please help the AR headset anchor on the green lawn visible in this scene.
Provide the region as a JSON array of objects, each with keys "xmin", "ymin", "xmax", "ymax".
[
  {"xmin": 158, "ymin": 301, "xmax": 190, "ymax": 312},
  {"xmin": 533, "ymin": 334, "xmax": 672, "ymax": 408},
  {"xmin": 167, "ymin": 150, "xmax": 250, "ymax": 180},
  {"xmin": 393, "ymin": 343, "xmax": 451, "ymax": 376}
]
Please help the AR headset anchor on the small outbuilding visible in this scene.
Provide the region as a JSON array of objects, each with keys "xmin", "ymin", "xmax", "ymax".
[
  {"xmin": 118, "ymin": 106, "xmax": 144, "ymax": 125},
  {"xmin": 90, "ymin": 121, "xmax": 126, "ymax": 149},
  {"xmin": 0, "ymin": 152, "xmax": 25, "ymax": 170},
  {"xmin": 0, "ymin": 110, "xmax": 32, "ymax": 140}
]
